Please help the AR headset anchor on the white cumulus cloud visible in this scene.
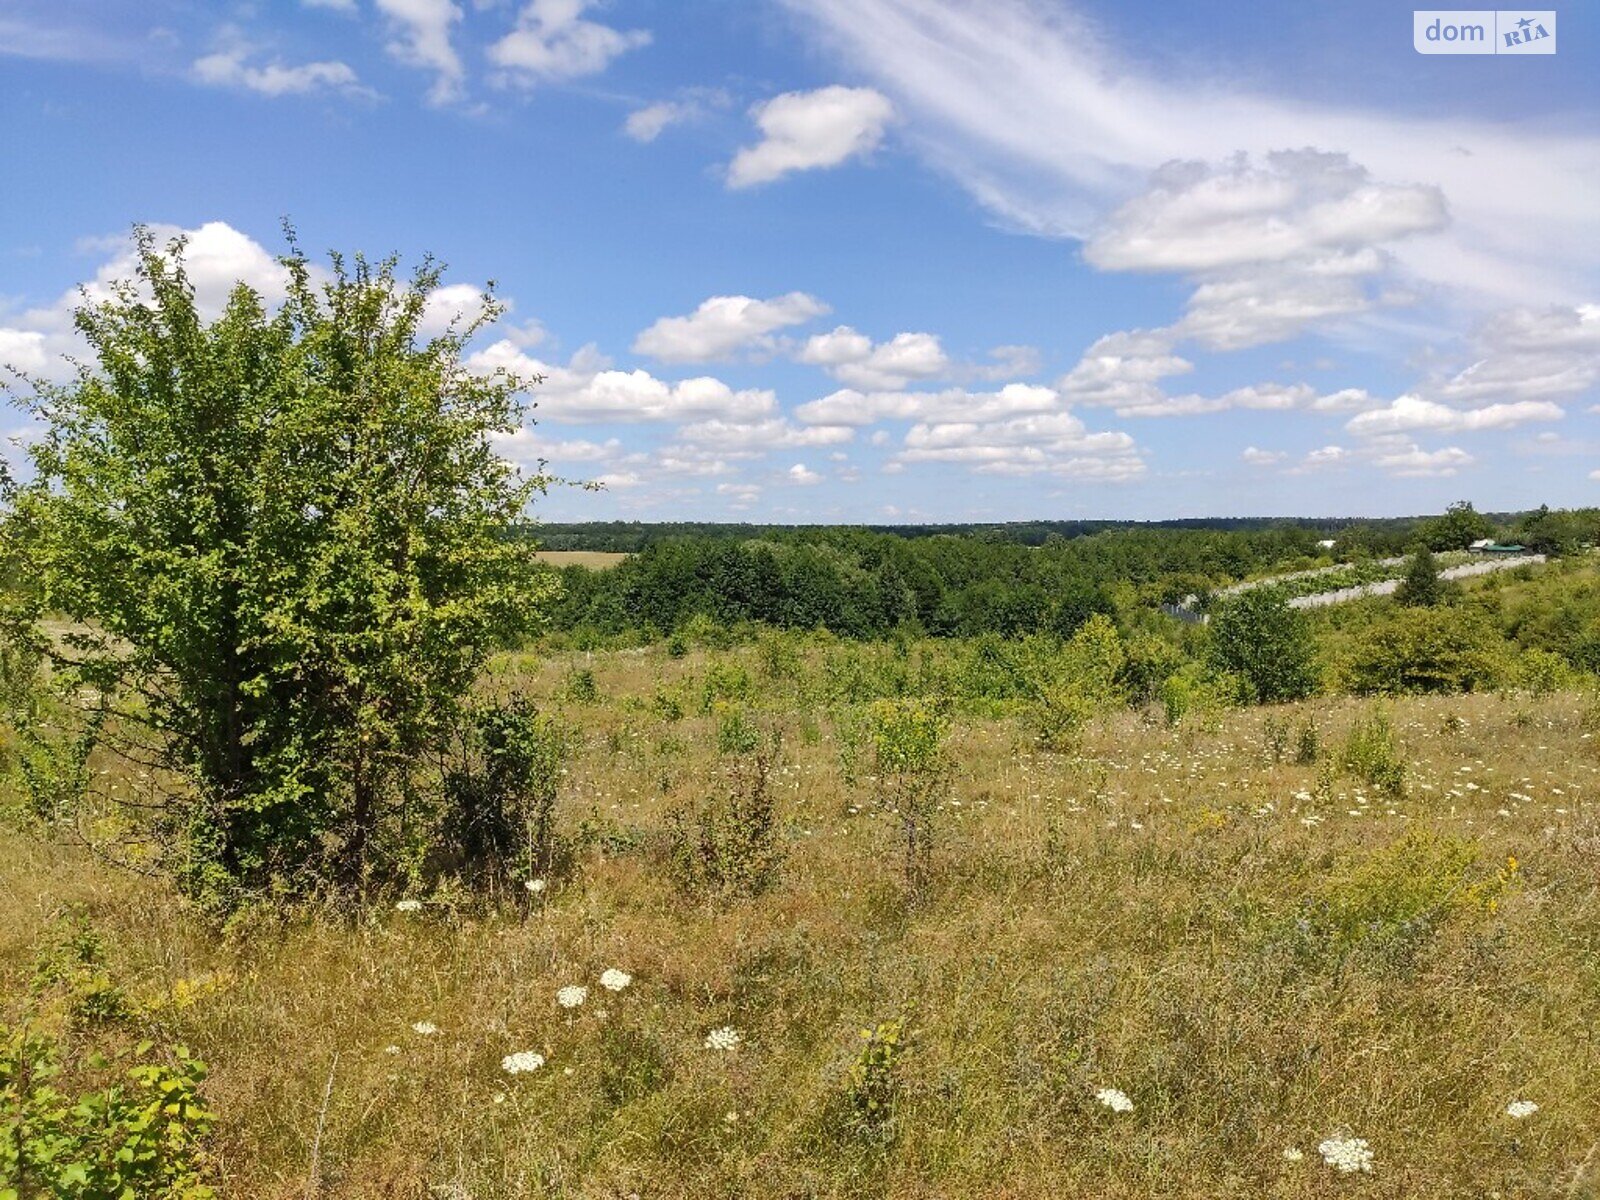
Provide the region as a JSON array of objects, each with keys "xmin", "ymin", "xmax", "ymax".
[
  {"xmin": 1346, "ymin": 395, "xmax": 1565, "ymax": 437},
  {"xmin": 781, "ymin": 0, "xmax": 1599, "ymax": 305},
  {"xmin": 1241, "ymin": 446, "xmax": 1287, "ymax": 466},
  {"xmin": 797, "ymin": 326, "xmax": 947, "ymax": 389},
  {"xmin": 468, "ymin": 340, "xmax": 777, "ymax": 424},
  {"xmin": 623, "ymin": 90, "xmax": 729, "ymax": 142},
  {"xmin": 489, "ymin": 0, "xmax": 650, "ymax": 85},
  {"xmin": 893, "ymin": 410, "xmax": 1144, "ymax": 481},
  {"xmin": 1369, "ymin": 441, "xmax": 1476, "ymax": 477},
  {"xmin": 727, "ymin": 86, "xmax": 894, "ymax": 189},
  {"xmin": 795, "ymin": 382, "xmax": 1059, "ymax": 426},
  {"xmin": 633, "ymin": 292, "xmax": 829, "ymax": 362}
]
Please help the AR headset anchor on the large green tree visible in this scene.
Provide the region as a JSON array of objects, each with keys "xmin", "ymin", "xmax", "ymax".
[
  {"xmin": 1420, "ymin": 500, "xmax": 1493, "ymax": 552},
  {"xmin": 1, "ymin": 228, "xmax": 555, "ymax": 904}
]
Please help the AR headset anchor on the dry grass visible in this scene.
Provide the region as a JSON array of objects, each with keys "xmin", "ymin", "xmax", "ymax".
[
  {"xmin": 3, "ymin": 643, "xmax": 1599, "ymax": 1198},
  {"xmin": 533, "ymin": 551, "xmax": 629, "ymax": 570}
]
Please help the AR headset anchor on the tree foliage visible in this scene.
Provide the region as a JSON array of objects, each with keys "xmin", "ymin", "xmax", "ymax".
[
  {"xmin": 1419, "ymin": 500, "xmax": 1493, "ymax": 552},
  {"xmin": 0, "ymin": 227, "xmax": 555, "ymax": 905},
  {"xmin": 1207, "ymin": 589, "xmax": 1319, "ymax": 703},
  {"xmin": 1394, "ymin": 547, "xmax": 1453, "ymax": 608},
  {"xmin": 1343, "ymin": 606, "xmax": 1505, "ymax": 695}
]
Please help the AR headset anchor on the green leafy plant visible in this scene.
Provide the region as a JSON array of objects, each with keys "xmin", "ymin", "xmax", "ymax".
[
  {"xmin": 440, "ymin": 699, "xmax": 567, "ymax": 893},
  {"xmin": 31, "ymin": 911, "xmax": 131, "ymax": 1028},
  {"xmin": 697, "ymin": 658, "xmax": 751, "ymax": 714},
  {"xmin": 1394, "ymin": 546, "xmax": 1456, "ymax": 608},
  {"xmin": 1343, "ymin": 605, "xmax": 1505, "ymax": 695},
  {"xmin": 668, "ymin": 723, "xmax": 782, "ymax": 898},
  {"xmin": 1293, "ymin": 716, "xmax": 1321, "ymax": 765},
  {"xmin": 562, "ymin": 667, "xmax": 600, "ymax": 704},
  {"xmin": 867, "ymin": 698, "xmax": 952, "ymax": 892},
  {"xmin": 1027, "ymin": 615, "xmax": 1126, "ymax": 751},
  {"xmin": 1262, "ymin": 715, "xmax": 1289, "ymax": 763},
  {"xmin": 1, "ymin": 1025, "xmax": 215, "ymax": 1199},
  {"xmin": 1341, "ymin": 708, "xmax": 1407, "ymax": 797},
  {"xmin": 844, "ymin": 1005, "xmax": 915, "ymax": 1141}
]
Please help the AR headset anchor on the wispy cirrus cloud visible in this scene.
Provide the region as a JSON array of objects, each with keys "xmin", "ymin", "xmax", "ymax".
[
  {"xmin": 780, "ymin": 0, "xmax": 1599, "ymax": 306},
  {"xmin": 192, "ymin": 43, "xmax": 369, "ymax": 98}
]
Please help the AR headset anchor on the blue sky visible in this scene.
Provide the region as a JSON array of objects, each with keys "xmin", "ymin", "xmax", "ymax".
[{"xmin": 2, "ymin": 0, "xmax": 1597, "ymax": 522}]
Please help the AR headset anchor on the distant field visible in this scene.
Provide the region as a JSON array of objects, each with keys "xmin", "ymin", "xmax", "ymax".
[{"xmin": 533, "ymin": 549, "xmax": 629, "ymax": 569}]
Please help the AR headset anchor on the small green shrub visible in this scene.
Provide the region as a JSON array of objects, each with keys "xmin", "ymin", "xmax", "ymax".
[
  {"xmin": 756, "ymin": 630, "xmax": 805, "ymax": 682},
  {"xmin": 714, "ymin": 706, "xmax": 761, "ymax": 756},
  {"xmin": 1159, "ymin": 663, "xmax": 1243, "ymax": 729},
  {"xmin": 1293, "ymin": 716, "xmax": 1320, "ymax": 765},
  {"xmin": 698, "ymin": 659, "xmax": 751, "ymax": 714},
  {"xmin": 14, "ymin": 706, "xmax": 106, "ymax": 826},
  {"xmin": 440, "ymin": 699, "xmax": 568, "ymax": 891},
  {"xmin": 651, "ymin": 687, "xmax": 684, "ymax": 722},
  {"xmin": 0, "ymin": 1025, "xmax": 216, "ymax": 1199},
  {"xmin": 1027, "ymin": 615, "xmax": 1127, "ymax": 751},
  {"xmin": 867, "ymin": 698, "xmax": 952, "ymax": 892},
  {"xmin": 31, "ymin": 911, "xmax": 131, "ymax": 1027},
  {"xmin": 844, "ymin": 1006, "xmax": 915, "ymax": 1142},
  {"xmin": 678, "ymin": 611, "xmax": 734, "ymax": 650},
  {"xmin": 1510, "ymin": 648, "xmax": 1573, "ymax": 697},
  {"xmin": 833, "ymin": 707, "xmax": 867, "ymax": 787},
  {"xmin": 1344, "ymin": 606, "xmax": 1504, "ymax": 695},
  {"xmin": 1341, "ymin": 708, "xmax": 1407, "ymax": 797},
  {"xmin": 1208, "ymin": 589, "xmax": 1319, "ymax": 703},
  {"xmin": 1262, "ymin": 715, "xmax": 1289, "ymax": 763},
  {"xmin": 668, "ymin": 729, "xmax": 782, "ymax": 898},
  {"xmin": 562, "ymin": 667, "xmax": 600, "ymax": 703}
]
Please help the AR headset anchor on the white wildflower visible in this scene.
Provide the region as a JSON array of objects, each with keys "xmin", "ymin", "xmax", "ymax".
[
  {"xmin": 395, "ymin": 899, "xmax": 423, "ymax": 912},
  {"xmin": 600, "ymin": 968, "xmax": 632, "ymax": 992},
  {"xmin": 1282, "ymin": 1147, "xmax": 1304, "ymax": 1162},
  {"xmin": 556, "ymin": 985, "xmax": 588, "ymax": 1009},
  {"xmin": 412, "ymin": 1021, "xmax": 439, "ymax": 1036},
  {"xmin": 704, "ymin": 1026, "xmax": 740, "ymax": 1052},
  {"xmin": 1505, "ymin": 1099, "xmax": 1539, "ymax": 1119},
  {"xmin": 383, "ymin": 1044, "xmax": 401, "ymax": 1055},
  {"xmin": 501, "ymin": 1050, "xmax": 545, "ymax": 1074},
  {"xmin": 1318, "ymin": 1134, "xmax": 1374, "ymax": 1173},
  {"xmin": 1095, "ymin": 1087, "xmax": 1134, "ymax": 1113},
  {"xmin": 525, "ymin": 879, "xmax": 547, "ymax": 894}
]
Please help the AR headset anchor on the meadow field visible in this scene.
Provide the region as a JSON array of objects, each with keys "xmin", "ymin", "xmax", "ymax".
[
  {"xmin": 4, "ymin": 625, "xmax": 1599, "ymax": 1198},
  {"xmin": 532, "ymin": 551, "xmax": 630, "ymax": 571}
]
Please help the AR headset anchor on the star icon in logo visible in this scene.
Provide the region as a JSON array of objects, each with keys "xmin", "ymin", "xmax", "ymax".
[{"xmin": 1516, "ymin": 16, "xmax": 1533, "ymax": 30}]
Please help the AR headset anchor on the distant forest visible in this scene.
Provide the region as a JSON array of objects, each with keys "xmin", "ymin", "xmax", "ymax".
[
  {"xmin": 536, "ymin": 505, "xmax": 1597, "ymax": 643},
  {"xmin": 533, "ymin": 515, "xmax": 1409, "ymax": 552}
]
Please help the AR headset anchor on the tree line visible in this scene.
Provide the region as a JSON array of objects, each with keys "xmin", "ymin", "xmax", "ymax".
[{"xmin": 545, "ymin": 503, "xmax": 1596, "ymax": 642}]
